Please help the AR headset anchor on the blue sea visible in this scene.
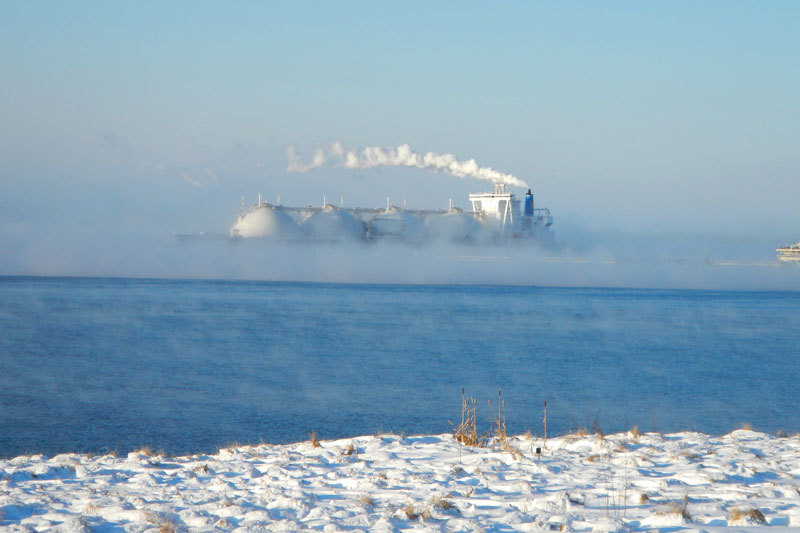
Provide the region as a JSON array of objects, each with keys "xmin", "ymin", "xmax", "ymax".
[{"xmin": 1, "ymin": 276, "xmax": 799, "ymax": 458}]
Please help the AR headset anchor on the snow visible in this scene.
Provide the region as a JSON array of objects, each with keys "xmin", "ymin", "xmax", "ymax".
[{"xmin": 1, "ymin": 430, "xmax": 799, "ymax": 531}]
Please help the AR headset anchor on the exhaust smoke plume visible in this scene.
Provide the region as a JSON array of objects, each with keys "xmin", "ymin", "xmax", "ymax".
[{"xmin": 287, "ymin": 142, "xmax": 530, "ymax": 189}]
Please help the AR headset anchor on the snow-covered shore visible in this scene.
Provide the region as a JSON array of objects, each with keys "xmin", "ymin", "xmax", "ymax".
[{"xmin": 2, "ymin": 430, "xmax": 799, "ymax": 532}]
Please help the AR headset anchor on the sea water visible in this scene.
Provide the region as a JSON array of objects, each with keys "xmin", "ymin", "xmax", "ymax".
[{"xmin": 1, "ymin": 276, "xmax": 799, "ymax": 457}]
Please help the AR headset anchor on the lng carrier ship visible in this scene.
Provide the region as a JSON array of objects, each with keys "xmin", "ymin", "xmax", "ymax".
[{"xmin": 230, "ymin": 181, "xmax": 554, "ymax": 245}]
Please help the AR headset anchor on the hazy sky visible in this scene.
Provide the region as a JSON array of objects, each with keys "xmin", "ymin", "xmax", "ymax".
[{"xmin": 1, "ymin": 2, "xmax": 799, "ymax": 278}]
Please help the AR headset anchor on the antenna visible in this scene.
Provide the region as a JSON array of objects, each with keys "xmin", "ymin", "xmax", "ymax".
[
  {"xmin": 386, "ymin": 196, "xmax": 390, "ymax": 210},
  {"xmin": 340, "ymin": 195, "xmax": 344, "ymax": 207},
  {"xmin": 277, "ymin": 193, "xmax": 281, "ymax": 205},
  {"xmin": 449, "ymin": 198, "xmax": 453, "ymax": 211},
  {"xmin": 258, "ymin": 193, "xmax": 262, "ymax": 205},
  {"xmin": 404, "ymin": 196, "xmax": 407, "ymax": 209},
  {"xmin": 323, "ymin": 194, "xmax": 327, "ymax": 207}
]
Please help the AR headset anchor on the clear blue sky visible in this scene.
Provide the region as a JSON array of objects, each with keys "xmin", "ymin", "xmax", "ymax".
[{"xmin": 1, "ymin": 2, "xmax": 799, "ymax": 272}]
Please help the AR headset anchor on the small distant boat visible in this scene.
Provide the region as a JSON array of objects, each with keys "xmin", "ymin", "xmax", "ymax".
[{"xmin": 776, "ymin": 242, "xmax": 800, "ymax": 263}]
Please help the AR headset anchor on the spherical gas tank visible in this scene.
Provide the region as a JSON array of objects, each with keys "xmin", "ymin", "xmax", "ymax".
[
  {"xmin": 230, "ymin": 206, "xmax": 301, "ymax": 239},
  {"xmin": 369, "ymin": 208, "xmax": 426, "ymax": 241},
  {"xmin": 427, "ymin": 211, "xmax": 486, "ymax": 243},
  {"xmin": 302, "ymin": 205, "xmax": 365, "ymax": 241}
]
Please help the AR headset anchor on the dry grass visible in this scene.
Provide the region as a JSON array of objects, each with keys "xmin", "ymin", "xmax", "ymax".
[
  {"xmin": 143, "ymin": 510, "xmax": 179, "ymax": 533},
  {"xmin": 728, "ymin": 508, "xmax": 766, "ymax": 523},
  {"xmin": 630, "ymin": 426, "xmax": 641, "ymax": 439},
  {"xmin": 501, "ymin": 440, "xmax": 523, "ymax": 460},
  {"xmin": 342, "ymin": 443, "xmax": 356, "ymax": 456},
  {"xmin": 431, "ymin": 496, "xmax": 455, "ymax": 511},
  {"xmin": 309, "ymin": 430, "xmax": 321, "ymax": 448},
  {"xmin": 134, "ymin": 446, "xmax": 156, "ymax": 457},
  {"xmin": 358, "ymin": 494, "xmax": 375, "ymax": 507},
  {"xmin": 660, "ymin": 496, "xmax": 691, "ymax": 520},
  {"xmin": 219, "ymin": 442, "xmax": 244, "ymax": 453},
  {"xmin": 404, "ymin": 504, "xmax": 419, "ymax": 520},
  {"xmin": 99, "ymin": 447, "xmax": 118, "ymax": 458},
  {"xmin": 728, "ymin": 509, "xmax": 745, "ymax": 522},
  {"xmin": 404, "ymin": 498, "xmax": 454, "ymax": 520},
  {"xmin": 740, "ymin": 423, "xmax": 754, "ymax": 431},
  {"xmin": 639, "ymin": 493, "xmax": 650, "ymax": 504},
  {"xmin": 453, "ymin": 388, "xmax": 482, "ymax": 446}
]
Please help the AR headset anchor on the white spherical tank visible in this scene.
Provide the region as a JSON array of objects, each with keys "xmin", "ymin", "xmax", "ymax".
[
  {"xmin": 230, "ymin": 206, "xmax": 301, "ymax": 239},
  {"xmin": 302, "ymin": 205, "xmax": 365, "ymax": 241},
  {"xmin": 369, "ymin": 208, "xmax": 426, "ymax": 241},
  {"xmin": 427, "ymin": 211, "xmax": 486, "ymax": 243}
]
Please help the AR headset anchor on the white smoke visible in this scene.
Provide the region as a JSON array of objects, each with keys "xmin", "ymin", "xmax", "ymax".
[{"xmin": 287, "ymin": 142, "xmax": 530, "ymax": 189}]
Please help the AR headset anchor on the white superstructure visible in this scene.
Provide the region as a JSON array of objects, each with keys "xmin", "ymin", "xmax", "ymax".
[{"xmin": 469, "ymin": 182, "xmax": 552, "ymax": 238}]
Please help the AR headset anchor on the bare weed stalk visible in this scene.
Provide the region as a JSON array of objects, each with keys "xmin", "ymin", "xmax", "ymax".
[
  {"xmin": 660, "ymin": 496, "xmax": 691, "ymax": 520},
  {"xmin": 543, "ymin": 400, "xmax": 548, "ymax": 448},
  {"xmin": 491, "ymin": 388, "xmax": 507, "ymax": 443},
  {"xmin": 489, "ymin": 388, "xmax": 523, "ymax": 459},
  {"xmin": 454, "ymin": 388, "xmax": 481, "ymax": 446}
]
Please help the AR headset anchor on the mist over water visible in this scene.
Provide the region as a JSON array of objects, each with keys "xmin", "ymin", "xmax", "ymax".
[
  {"xmin": 1, "ymin": 276, "xmax": 799, "ymax": 458},
  {"xmin": 1, "ymin": 159, "xmax": 796, "ymax": 291},
  {"xmin": 1, "ymin": 231, "xmax": 798, "ymax": 292}
]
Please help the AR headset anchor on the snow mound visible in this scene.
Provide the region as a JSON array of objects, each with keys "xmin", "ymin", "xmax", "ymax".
[{"xmin": 1, "ymin": 431, "xmax": 798, "ymax": 531}]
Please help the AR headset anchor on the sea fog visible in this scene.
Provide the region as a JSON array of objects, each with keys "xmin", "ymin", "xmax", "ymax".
[
  {"xmin": 1, "ymin": 276, "xmax": 798, "ymax": 458},
  {"xmin": 1, "ymin": 228, "xmax": 799, "ymax": 292},
  {"xmin": 1, "ymin": 165, "xmax": 799, "ymax": 291}
]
